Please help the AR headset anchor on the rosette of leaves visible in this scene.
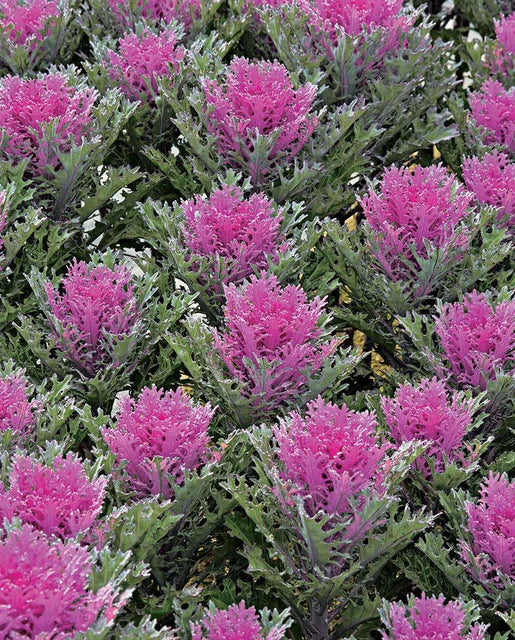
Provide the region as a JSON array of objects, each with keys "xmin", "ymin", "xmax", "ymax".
[
  {"xmin": 0, "ymin": 516, "xmax": 151, "ymax": 640},
  {"xmin": 376, "ymin": 379, "xmax": 492, "ymax": 505},
  {"xmin": 0, "ymin": 65, "xmax": 142, "ymax": 221},
  {"xmin": 0, "ymin": 0, "xmax": 83, "ymax": 75},
  {"xmin": 17, "ymin": 251, "xmax": 195, "ymax": 410},
  {"xmin": 0, "ymin": 439, "xmax": 109, "ymax": 543},
  {"xmin": 223, "ymin": 425, "xmax": 433, "ymax": 640},
  {"xmin": 146, "ymin": 37, "xmax": 394, "ymax": 215}
]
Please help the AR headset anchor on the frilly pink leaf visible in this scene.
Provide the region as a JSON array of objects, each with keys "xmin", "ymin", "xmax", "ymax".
[
  {"xmin": 0, "ymin": 73, "xmax": 96, "ymax": 176},
  {"xmin": 435, "ymin": 291, "xmax": 515, "ymax": 390},
  {"xmin": 45, "ymin": 260, "xmax": 138, "ymax": 375},
  {"xmin": 0, "ymin": 524, "xmax": 121, "ymax": 638},
  {"xmin": 107, "ymin": 28, "xmax": 185, "ymax": 103},
  {"xmin": 0, "ymin": 453, "xmax": 107, "ymax": 539},
  {"xmin": 213, "ymin": 273, "xmax": 335, "ymax": 409},
  {"xmin": 102, "ymin": 386, "xmax": 214, "ymax": 498},
  {"xmin": 381, "ymin": 378, "xmax": 474, "ymax": 477},
  {"xmin": 181, "ymin": 184, "xmax": 286, "ymax": 286}
]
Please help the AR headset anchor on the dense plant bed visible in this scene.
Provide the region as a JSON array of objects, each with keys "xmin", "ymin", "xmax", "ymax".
[{"xmin": 0, "ymin": 0, "xmax": 513, "ymax": 638}]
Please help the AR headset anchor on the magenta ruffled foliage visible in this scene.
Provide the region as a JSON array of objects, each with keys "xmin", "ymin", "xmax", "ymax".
[
  {"xmin": 102, "ymin": 386, "xmax": 214, "ymax": 498},
  {"xmin": 0, "ymin": 524, "xmax": 120, "ymax": 638},
  {"xmin": 191, "ymin": 601, "xmax": 287, "ymax": 640},
  {"xmin": 381, "ymin": 378, "xmax": 474, "ymax": 478},
  {"xmin": 486, "ymin": 13, "xmax": 515, "ymax": 76},
  {"xmin": 0, "ymin": 0, "xmax": 60, "ymax": 48},
  {"xmin": 181, "ymin": 184, "xmax": 286, "ymax": 286},
  {"xmin": 463, "ymin": 472, "xmax": 515, "ymax": 581},
  {"xmin": 310, "ymin": 0, "xmax": 411, "ymax": 42},
  {"xmin": 107, "ymin": 28, "xmax": 185, "ymax": 103},
  {"xmin": 469, "ymin": 79, "xmax": 515, "ymax": 153},
  {"xmin": 213, "ymin": 273, "xmax": 335, "ymax": 409},
  {"xmin": 202, "ymin": 57, "xmax": 317, "ymax": 183},
  {"xmin": 0, "ymin": 73, "xmax": 96, "ymax": 176},
  {"xmin": 107, "ymin": 0, "xmax": 201, "ymax": 31},
  {"xmin": 360, "ymin": 164, "xmax": 472, "ymax": 288},
  {"xmin": 435, "ymin": 291, "xmax": 515, "ymax": 391},
  {"xmin": 380, "ymin": 594, "xmax": 487, "ymax": 640},
  {"xmin": 462, "ymin": 151, "xmax": 515, "ymax": 226},
  {"xmin": 0, "ymin": 369, "xmax": 40, "ymax": 437},
  {"xmin": 44, "ymin": 260, "xmax": 138, "ymax": 376},
  {"xmin": 273, "ymin": 396, "xmax": 389, "ymax": 517},
  {"xmin": 290, "ymin": 0, "xmax": 414, "ymax": 68},
  {"xmin": 495, "ymin": 13, "xmax": 515, "ymax": 56},
  {"xmin": 0, "ymin": 453, "xmax": 107, "ymax": 539}
]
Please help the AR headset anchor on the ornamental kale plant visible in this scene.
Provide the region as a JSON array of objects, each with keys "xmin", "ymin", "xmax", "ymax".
[
  {"xmin": 273, "ymin": 396, "xmax": 389, "ymax": 518},
  {"xmin": 0, "ymin": 73, "xmax": 96, "ymax": 177},
  {"xmin": 381, "ymin": 378, "xmax": 476, "ymax": 479},
  {"xmin": 180, "ymin": 184, "xmax": 286, "ymax": 286},
  {"xmin": 462, "ymin": 151, "xmax": 515, "ymax": 226},
  {"xmin": 225, "ymin": 401, "xmax": 431, "ymax": 639},
  {"xmin": 44, "ymin": 259, "xmax": 138, "ymax": 376},
  {"xmin": 102, "ymin": 385, "xmax": 214, "ymax": 498},
  {"xmin": 0, "ymin": 0, "xmax": 513, "ymax": 637},
  {"xmin": 0, "ymin": 67, "xmax": 138, "ymax": 219},
  {"xmin": 297, "ymin": 0, "xmax": 414, "ymax": 62},
  {"xmin": 360, "ymin": 164, "xmax": 472, "ymax": 295},
  {"xmin": 0, "ymin": 0, "xmax": 80, "ymax": 74},
  {"xmin": 488, "ymin": 13, "xmax": 515, "ymax": 78},
  {"xmin": 0, "ymin": 0, "xmax": 59, "ymax": 48},
  {"xmin": 435, "ymin": 291, "xmax": 515, "ymax": 391},
  {"xmin": 495, "ymin": 12, "xmax": 515, "ymax": 56},
  {"xmin": 0, "ymin": 524, "xmax": 123, "ymax": 638},
  {"xmin": 106, "ymin": 27, "xmax": 185, "ymax": 104},
  {"xmin": 0, "ymin": 450, "xmax": 107, "ymax": 539},
  {"xmin": 0, "ymin": 365, "xmax": 39, "ymax": 437},
  {"xmin": 463, "ymin": 472, "xmax": 515, "ymax": 584},
  {"xmin": 469, "ymin": 79, "xmax": 515, "ymax": 153},
  {"xmin": 379, "ymin": 594, "xmax": 488, "ymax": 640},
  {"xmin": 202, "ymin": 57, "xmax": 318, "ymax": 184},
  {"xmin": 213, "ymin": 273, "xmax": 336, "ymax": 411},
  {"xmin": 190, "ymin": 601, "xmax": 291, "ymax": 640}
]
